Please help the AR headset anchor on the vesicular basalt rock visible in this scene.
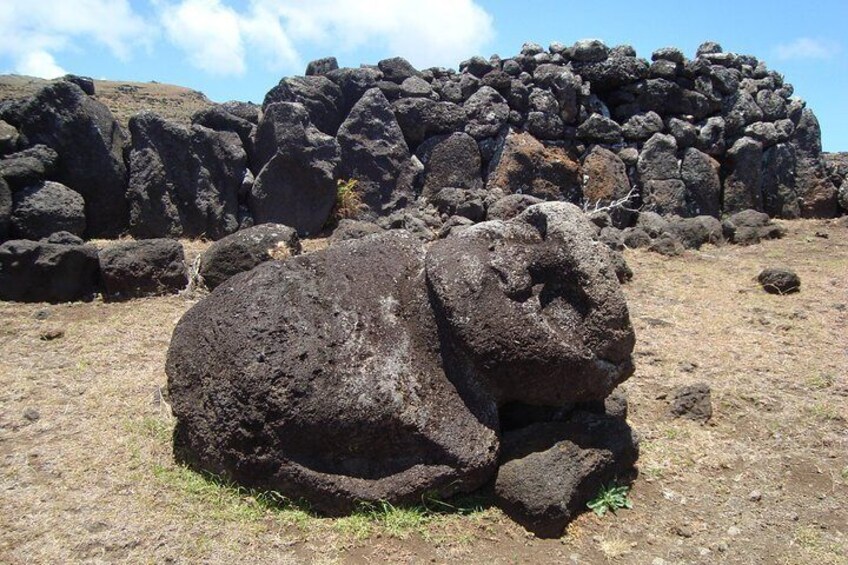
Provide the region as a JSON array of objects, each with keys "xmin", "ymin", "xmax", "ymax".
[{"xmin": 166, "ymin": 202, "xmax": 636, "ymax": 520}]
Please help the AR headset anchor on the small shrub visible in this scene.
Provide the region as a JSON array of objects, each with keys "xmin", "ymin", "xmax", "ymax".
[
  {"xmin": 332, "ymin": 178, "xmax": 363, "ymax": 222},
  {"xmin": 587, "ymin": 483, "xmax": 633, "ymax": 517},
  {"xmin": 267, "ymin": 241, "xmax": 292, "ymax": 261}
]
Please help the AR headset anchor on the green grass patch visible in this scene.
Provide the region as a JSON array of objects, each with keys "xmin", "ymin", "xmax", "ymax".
[{"xmin": 152, "ymin": 463, "xmax": 314, "ymax": 526}]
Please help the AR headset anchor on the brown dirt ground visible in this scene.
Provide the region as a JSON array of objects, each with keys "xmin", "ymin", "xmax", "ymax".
[
  {"xmin": 0, "ymin": 74, "xmax": 214, "ymax": 127},
  {"xmin": 1, "ymin": 219, "xmax": 846, "ymax": 564}
]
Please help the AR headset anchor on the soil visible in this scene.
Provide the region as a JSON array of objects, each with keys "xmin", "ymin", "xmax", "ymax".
[{"xmin": 1, "ymin": 219, "xmax": 846, "ymax": 564}]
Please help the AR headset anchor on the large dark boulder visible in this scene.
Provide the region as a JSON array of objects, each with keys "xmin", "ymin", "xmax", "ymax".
[
  {"xmin": 426, "ymin": 203, "xmax": 635, "ymax": 406},
  {"xmin": 637, "ymin": 133, "xmax": 679, "ymax": 182},
  {"xmin": 575, "ymin": 55, "xmax": 649, "ymax": 92},
  {"xmin": 98, "ymin": 239, "xmax": 188, "ymax": 300},
  {"xmin": 127, "ymin": 112, "xmax": 246, "ymax": 240},
  {"xmin": 11, "ymin": 181, "xmax": 86, "ymax": 240},
  {"xmin": 0, "ymin": 240, "xmax": 100, "ymax": 303},
  {"xmin": 262, "ymin": 76, "xmax": 345, "ymax": 136},
  {"xmin": 305, "ymin": 57, "xmax": 339, "ymax": 76},
  {"xmin": 325, "ymin": 67, "xmax": 383, "ymax": 116},
  {"xmin": 0, "ymin": 81, "xmax": 128, "ymax": 237},
  {"xmin": 762, "ymin": 143, "xmax": 800, "ymax": 218},
  {"xmin": 336, "ymin": 89, "xmax": 420, "ymax": 216},
  {"xmin": 249, "ymin": 151, "xmax": 338, "ymax": 237},
  {"xmin": 791, "ymin": 109, "xmax": 838, "ymax": 217},
  {"xmin": 487, "ymin": 130, "xmax": 581, "ymax": 202},
  {"xmin": 391, "ymin": 98, "xmax": 466, "ymax": 149},
  {"xmin": 486, "ymin": 193, "xmax": 544, "ymax": 221},
  {"xmin": 463, "ymin": 86, "xmax": 509, "ymax": 140},
  {"xmin": 167, "ymin": 231, "xmax": 500, "ymax": 514},
  {"xmin": 494, "ymin": 413, "xmax": 639, "ymax": 538},
  {"xmin": 0, "ymin": 177, "xmax": 10, "ymax": 241},
  {"xmin": 191, "ymin": 106, "xmax": 256, "ymax": 168},
  {"xmin": 666, "ymin": 216, "xmax": 723, "ymax": 249},
  {"xmin": 723, "ymin": 137, "xmax": 764, "ymax": 214},
  {"xmin": 167, "ymin": 202, "xmax": 637, "ymax": 518},
  {"xmin": 576, "ymin": 114, "xmax": 623, "ymax": 144},
  {"xmin": 416, "ymin": 132, "xmax": 483, "ymax": 198},
  {"xmin": 198, "ymin": 223, "xmax": 301, "ymax": 290},
  {"xmin": 680, "ymin": 148, "xmax": 721, "ymax": 217},
  {"xmin": 252, "ymin": 102, "xmax": 339, "ymax": 175},
  {"xmin": 722, "ymin": 209, "xmax": 786, "ymax": 245},
  {"xmin": 0, "ymin": 145, "xmax": 59, "ymax": 190},
  {"xmin": 377, "ymin": 57, "xmax": 421, "ymax": 83}
]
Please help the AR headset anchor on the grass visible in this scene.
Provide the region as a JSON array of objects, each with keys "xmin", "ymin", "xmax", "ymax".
[
  {"xmin": 330, "ymin": 178, "xmax": 364, "ymax": 223},
  {"xmin": 152, "ymin": 464, "xmax": 314, "ymax": 526}
]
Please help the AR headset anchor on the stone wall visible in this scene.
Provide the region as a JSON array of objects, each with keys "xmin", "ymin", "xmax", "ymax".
[{"xmin": 0, "ymin": 40, "xmax": 843, "ymax": 246}]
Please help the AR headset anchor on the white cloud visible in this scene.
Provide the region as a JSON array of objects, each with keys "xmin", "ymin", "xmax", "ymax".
[
  {"xmin": 774, "ymin": 37, "xmax": 841, "ymax": 61},
  {"xmin": 161, "ymin": 0, "xmax": 247, "ymax": 75},
  {"xmin": 0, "ymin": 0, "xmax": 153, "ymax": 78},
  {"xmin": 16, "ymin": 50, "xmax": 67, "ymax": 79},
  {"xmin": 159, "ymin": 0, "xmax": 495, "ymax": 75}
]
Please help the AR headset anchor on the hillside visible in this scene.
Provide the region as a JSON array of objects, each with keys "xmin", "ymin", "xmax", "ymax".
[{"xmin": 0, "ymin": 74, "xmax": 214, "ymax": 126}]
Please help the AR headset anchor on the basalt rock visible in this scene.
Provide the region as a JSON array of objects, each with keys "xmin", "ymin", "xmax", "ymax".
[
  {"xmin": 198, "ymin": 223, "xmax": 301, "ymax": 290},
  {"xmin": 336, "ymin": 89, "xmax": 420, "ymax": 216},
  {"xmin": 0, "ymin": 240, "xmax": 100, "ymax": 303},
  {"xmin": 98, "ymin": 239, "xmax": 188, "ymax": 300},
  {"xmin": 0, "ymin": 81, "xmax": 128, "ymax": 237},
  {"xmin": 11, "ymin": 181, "xmax": 86, "ymax": 240},
  {"xmin": 168, "ymin": 231, "xmax": 500, "ymax": 514},
  {"xmin": 167, "ymin": 202, "xmax": 635, "ymax": 518},
  {"xmin": 487, "ymin": 130, "xmax": 581, "ymax": 202},
  {"xmin": 127, "ymin": 112, "xmax": 246, "ymax": 240}
]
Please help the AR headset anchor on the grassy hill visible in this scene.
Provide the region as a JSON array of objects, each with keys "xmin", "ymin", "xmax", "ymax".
[{"xmin": 0, "ymin": 74, "xmax": 215, "ymax": 126}]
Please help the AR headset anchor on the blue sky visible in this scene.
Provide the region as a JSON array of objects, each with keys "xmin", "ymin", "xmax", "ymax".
[{"xmin": 1, "ymin": 0, "xmax": 846, "ymax": 150}]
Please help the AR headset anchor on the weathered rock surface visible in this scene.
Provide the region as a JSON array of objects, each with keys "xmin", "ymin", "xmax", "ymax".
[
  {"xmin": 494, "ymin": 413, "xmax": 639, "ymax": 538},
  {"xmin": 167, "ymin": 202, "xmax": 636, "ymax": 518},
  {"xmin": 11, "ymin": 181, "xmax": 86, "ymax": 240},
  {"xmin": 98, "ymin": 239, "xmax": 188, "ymax": 300},
  {"xmin": 168, "ymin": 232, "xmax": 500, "ymax": 514},
  {"xmin": 416, "ymin": 132, "xmax": 483, "ymax": 198},
  {"xmin": 670, "ymin": 383, "xmax": 713, "ymax": 422},
  {"xmin": 0, "ymin": 240, "xmax": 99, "ymax": 303},
  {"xmin": 0, "ymin": 81, "xmax": 128, "ymax": 237},
  {"xmin": 487, "ymin": 130, "xmax": 581, "ymax": 202},
  {"xmin": 128, "ymin": 112, "xmax": 246, "ymax": 240},
  {"xmin": 0, "ymin": 145, "xmax": 58, "ymax": 190},
  {"xmin": 0, "ymin": 177, "xmax": 10, "ymax": 241},
  {"xmin": 263, "ymin": 76, "xmax": 345, "ymax": 136},
  {"xmin": 426, "ymin": 203, "xmax": 635, "ymax": 405},
  {"xmin": 758, "ymin": 267, "xmax": 801, "ymax": 294},
  {"xmin": 722, "ymin": 209, "xmax": 786, "ymax": 245},
  {"xmin": 329, "ymin": 219, "xmax": 385, "ymax": 243},
  {"xmin": 336, "ymin": 89, "xmax": 419, "ymax": 216},
  {"xmin": 198, "ymin": 224, "xmax": 301, "ymax": 290}
]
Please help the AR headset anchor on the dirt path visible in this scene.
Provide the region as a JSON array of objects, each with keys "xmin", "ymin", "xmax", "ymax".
[{"xmin": 1, "ymin": 219, "xmax": 846, "ymax": 564}]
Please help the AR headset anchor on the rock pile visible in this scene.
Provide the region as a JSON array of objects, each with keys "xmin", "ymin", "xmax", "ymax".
[
  {"xmin": 167, "ymin": 202, "xmax": 639, "ymax": 536},
  {"xmin": 0, "ymin": 40, "xmax": 843, "ymax": 257}
]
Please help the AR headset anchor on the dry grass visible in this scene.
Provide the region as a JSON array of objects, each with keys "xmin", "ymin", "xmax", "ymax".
[
  {"xmin": 0, "ymin": 219, "xmax": 846, "ymax": 564},
  {"xmin": 0, "ymin": 74, "xmax": 214, "ymax": 127}
]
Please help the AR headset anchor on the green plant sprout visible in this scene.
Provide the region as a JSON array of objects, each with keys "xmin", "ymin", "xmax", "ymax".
[{"xmin": 587, "ymin": 483, "xmax": 633, "ymax": 517}]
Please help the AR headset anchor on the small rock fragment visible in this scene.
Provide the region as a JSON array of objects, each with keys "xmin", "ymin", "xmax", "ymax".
[
  {"xmin": 670, "ymin": 383, "xmax": 712, "ymax": 422},
  {"xmin": 758, "ymin": 267, "xmax": 800, "ymax": 294}
]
